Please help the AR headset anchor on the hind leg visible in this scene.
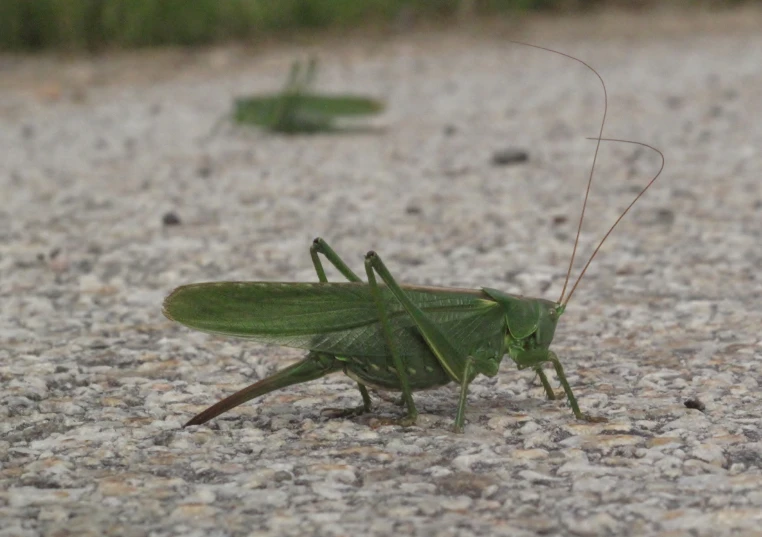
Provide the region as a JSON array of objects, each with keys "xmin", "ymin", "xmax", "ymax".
[{"xmin": 310, "ymin": 238, "xmax": 372, "ymax": 417}]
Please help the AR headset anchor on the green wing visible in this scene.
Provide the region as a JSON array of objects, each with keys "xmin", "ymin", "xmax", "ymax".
[
  {"xmin": 234, "ymin": 94, "xmax": 383, "ymax": 127},
  {"xmin": 293, "ymin": 95, "xmax": 384, "ymax": 116},
  {"xmin": 163, "ymin": 282, "xmax": 505, "ymax": 360},
  {"xmin": 233, "ymin": 96, "xmax": 291, "ymax": 127}
]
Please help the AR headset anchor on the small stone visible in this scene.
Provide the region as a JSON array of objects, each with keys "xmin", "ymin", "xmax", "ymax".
[
  {"xmin": 197, "ymin": 161, "xmax": 213, "ymax": 178},
  {"xmin": 684, "ymin": 398, "xmax": 706, "ymax": 412},
  {"xmin": 691, "ymin": 443, "xmax": 726, "ymax": 466},
  {"xmin": 169, "ymin": 504, "xmax": 217, "ymax": 519},
  {"xmin": 491, "ymin": 148, "xmax": 529, "ymax": 166},
  {"xmin": 436, "ymin": 472, "xmax": 496, "ymax": 498},
  {"xmin": 162, "ymin": 212, "xmax": 182, "ymax": 226},
  {"xmin": 439, "ymin": 495, "xmax": 473, "ymax": 511},
  {"xmin": 665, "ymin": 95, "xmax": 683, "ymax": 108},
  {"xmin": 564, "ymin": 512, "xmax": 620, "ymax": 536},
  {"xmin": 273, "ymin": 470, "xmax": 293, "ymax": 482}
]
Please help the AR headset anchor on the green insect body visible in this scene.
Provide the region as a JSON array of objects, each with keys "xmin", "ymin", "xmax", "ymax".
[
  {"xmin": 164, "ymin": 240, "xmax": 579, "ymax": 433},
  {"xmin": 164, "ymin": 43, "xmax": 664, "ymax": 432},
  {"xmin": 233, "ymin": 58, "xmax": 384, "ymax": 133}
]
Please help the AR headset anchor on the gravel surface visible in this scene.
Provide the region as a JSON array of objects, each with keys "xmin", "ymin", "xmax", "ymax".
[{"xmin": 2, "ymin": 11, "xmax": 762, "ymax": 537}]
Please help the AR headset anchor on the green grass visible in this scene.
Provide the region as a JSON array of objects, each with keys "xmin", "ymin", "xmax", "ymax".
[{"xmin": 0, "ymin": 0, "xmax": 748, "ymax": 51}]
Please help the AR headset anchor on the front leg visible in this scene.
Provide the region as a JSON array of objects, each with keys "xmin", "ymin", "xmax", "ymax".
[
  {"xmin": 535, "ymin": 367, "xmax": 557, "ymax": 400},
  {"xmin": 512, "ymin": 349, "xmax": 604, "ymax": 422}
]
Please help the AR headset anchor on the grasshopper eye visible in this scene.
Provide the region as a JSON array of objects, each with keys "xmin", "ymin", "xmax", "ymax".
[{"xmin": 548, "ymin": 308, "xmax": 556, "ymax": 318}]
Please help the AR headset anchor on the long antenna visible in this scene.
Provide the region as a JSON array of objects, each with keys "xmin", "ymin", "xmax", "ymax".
[
  {"xmin": 562, "ymin": 138, "xmax": 665, "ymax": 305},
  {"xmin": 506, "ymin": 41, "xmax": 608, "ymax": 305}
]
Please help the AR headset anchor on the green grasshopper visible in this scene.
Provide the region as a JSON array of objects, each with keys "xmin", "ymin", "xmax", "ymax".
[
  {"xmin": 233, "ymin": 57, "xmax": 384, "ymax": 133},
  {"xmin": 164, "ymin": 44, "xmax": 664, "ymax": 433}
]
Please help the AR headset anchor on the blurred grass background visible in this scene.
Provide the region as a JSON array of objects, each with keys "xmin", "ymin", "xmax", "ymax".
[{"xmin": 0, "ymin": 0, "xmax": 749, "ymax": 52}]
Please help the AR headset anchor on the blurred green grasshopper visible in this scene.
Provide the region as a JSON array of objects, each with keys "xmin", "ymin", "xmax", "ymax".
[
  {"xmin": 233, "ymin": 58, "xmax": 384, "ymax": 133},
  {"xmin": 165, "ymin": 44, "xmax": 663, "ymax": 432}
]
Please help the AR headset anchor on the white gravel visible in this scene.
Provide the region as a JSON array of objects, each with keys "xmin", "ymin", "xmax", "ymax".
[{"xmin": 2, "ymin": 10, "xmax": 762, "ymax": 537}]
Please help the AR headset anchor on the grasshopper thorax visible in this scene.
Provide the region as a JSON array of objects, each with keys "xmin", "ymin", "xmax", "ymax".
[{"xmin": 483, "ymin": 289, "xmax": 563, "ymax": 352}]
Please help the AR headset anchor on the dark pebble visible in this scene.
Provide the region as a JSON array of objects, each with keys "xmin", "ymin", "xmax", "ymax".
[
  {"xmin": 684, "ymin": 398, "xmax": 706, "ymax": 412},
  {"xmin": 197, "ymin": 162, "xmax": 213, "ymax": 178},
  {"xmin": 491, "ymin": 148, "xmax": 529, "ymax": 166},
  {"xmin": 162, "ymin": 212, "xmax": 182, "ymax": 226}
]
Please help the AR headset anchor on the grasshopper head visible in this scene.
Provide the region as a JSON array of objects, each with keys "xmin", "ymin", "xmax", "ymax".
[
  {"xmin": 535, "ymin": 301, "xmax": 565, "ymax": 349},
  {"xmin": 483, "ymin": 289, "xmax": 565, "ymax": 351}
]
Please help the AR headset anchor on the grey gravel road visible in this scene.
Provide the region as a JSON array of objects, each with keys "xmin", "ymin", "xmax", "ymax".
[{"xmin": 2, "ymin": 11, "xmax": 762, "ymax": 537}]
